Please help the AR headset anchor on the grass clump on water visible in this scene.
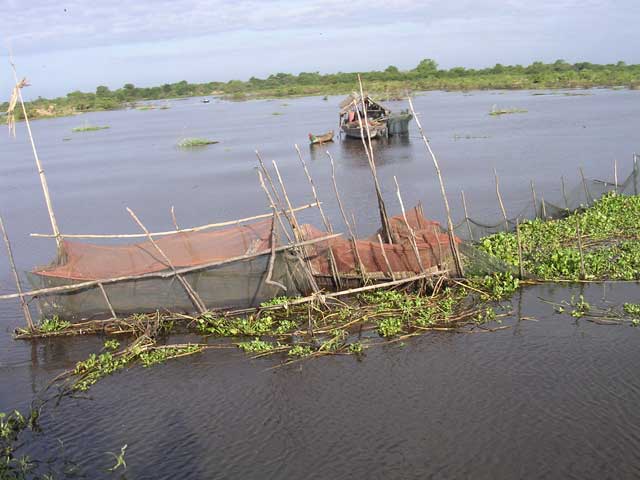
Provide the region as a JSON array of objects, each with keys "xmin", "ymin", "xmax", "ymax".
[
  {"xmin": 489, "ymin": 105, "xmax": 528, "ymax": 116},
  {"xmin": 72, "ymin": 124, "xmax": 110, "ymax": 132},
  {"xmin": 178, "ymin": 138, "xmax": 219, "ymax": 148},
  {"xmin": 479, "ymin": 193, "xmax": 640, "ymax": 280}
]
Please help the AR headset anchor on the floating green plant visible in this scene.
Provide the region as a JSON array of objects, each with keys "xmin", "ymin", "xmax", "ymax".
[
  {"xmin": 177, "ymin": 138, "xmax": 219, "ymax": 148},
  {"xmin": 38, "ymin": 315, "xmax": 71, "ymax": 333},
  {"xmin": 72, "ymin": 124, "xmax": 110, "ymax": 132},
  {"xmin": 489, "ymin": 105, "xmax": 527, "ymax": 116}
]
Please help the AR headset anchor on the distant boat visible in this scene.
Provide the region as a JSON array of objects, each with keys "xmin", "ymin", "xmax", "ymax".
[
  {"xmin": 201, "ymin": 99, "xmax": 211, "ymax": 104},
  {"xmin": 339, "ymin": 94, "xmax": 412, "ymax": 139},
  {"xmin": 309, "ymin": 130, "xmax": 334, "ymax": 145}
]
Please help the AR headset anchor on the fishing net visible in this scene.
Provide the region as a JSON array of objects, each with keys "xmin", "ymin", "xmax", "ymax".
[
  {"xmin": 452, "ymin": 158, "xmax": 640, "ymax": 241},
  {"xmin": 28, "ymin": 218, "xmax": 312, "ymax": 320}
]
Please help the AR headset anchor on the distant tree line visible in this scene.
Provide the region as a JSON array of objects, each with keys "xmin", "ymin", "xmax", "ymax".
[{"xmin": 3, "ymin": 59, "xmax": 639, "ymax": 119}]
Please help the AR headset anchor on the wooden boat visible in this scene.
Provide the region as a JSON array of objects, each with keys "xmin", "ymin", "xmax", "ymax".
[
  {"xmin": 341, "ymin": 122, "xmax": 387, "ymax": 139},
  {"xmin": 309, "ymin": 130, "xmax": 334, "ymax": 145}
]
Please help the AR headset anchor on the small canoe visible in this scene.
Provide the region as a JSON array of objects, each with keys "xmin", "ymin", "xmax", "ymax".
[{"xmin": 309, "ymin": 130, "xmax": 334, "ymax": 145}]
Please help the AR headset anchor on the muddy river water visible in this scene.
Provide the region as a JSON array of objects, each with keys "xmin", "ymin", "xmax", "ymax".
[{"xmin": 0, "ymin": 89, "xmax": 639, "ymax": 478}]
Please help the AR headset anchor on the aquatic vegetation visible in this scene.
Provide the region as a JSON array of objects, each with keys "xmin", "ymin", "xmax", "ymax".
[
  {"xmin": 260, "ymin": 296, "xmax": 298, "ymax": 308},
  {"xmin": 106, "ymin": 444, "xmax": 127, "ymax": 472},
  {"xmin": 73, "ymin": 351, "xmax": 129, "ymax": 391},
  {"xmin": 274, "ymin": 319, "xmax": 298, "ymax": 334},
  {"xmin": 0, "ymin": 409, "xmax": 39, "ymax": 478},
  {"xmin": 271, "ymin": 111, "xmax": 284, "ymax": 116},
  {"xmin": 570, "ymin": 295, "xmax": 591, "ymax": 318},
  {"xmin": 238, "ymin": 338, "xmax": 276, "ymax": 353},
  {"xmin": 479, "ymin": 194, "xmax": 640, "ymax": 280},
  {"xmin": 103, "ymin": 339, "xmax": 120, "ymax": 350},
  {"xmin": 138, "ymin": 345, "xmax": 201, "ymax": 367},
  {"xmin": 470, "ymin": 272, "xmax": 520, "ymax": 300},
  {"xmin": 348, "ymin": 342, "xmax": 364, "ymax": 354},
  {"xmin": 196, "ymin": 313, "xmax": 274, "ymax": 336},
  {"xmin": 288, "ymin": 345, "xmax": 313, "ymax": 357},
  {"xmin": 623, "ymin": 303, "xmax": 640, "ymax": 317},
  {"xmin": 72, "ymin": 124, "xmax": 110, "ymax": 132},
  {"xmin": 178, "ymin": 137, "xmax": 219, "ymax": 148},
  {"xmin": 489, "ymin": 105, "xmax": 528, "ymax": 116},
  {"xmin": 135, "ymin": 105, "xmax": 156, "ymax": 111},
  {"xmin": 377, "ymin": 317, "xmax": 404, "ymax": 337},
  {"xmin": 38, "ymin": 315, "xmax": 71, "ymax": 333}
]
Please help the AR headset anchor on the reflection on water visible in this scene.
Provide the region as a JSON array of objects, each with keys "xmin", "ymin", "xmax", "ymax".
[{"xmin": 0, "ymin": 89, "xmax": 639, "ymax": 478}]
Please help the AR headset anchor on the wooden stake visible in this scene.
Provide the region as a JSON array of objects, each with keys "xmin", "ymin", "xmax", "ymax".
[
  {"xmin": 530, "ymin": 180, "xmax": 538, "ymax": 218},
  {"xmin": 98, "ymin": 282, "xmax": 117, "ymax": 320},
  {"xmin": 294, "ymin": 144, "xmax": 341, "ymax": 289},
  {"xmin": 633, "ymin": 153, "xmax": 638, "ymax": 196},
  {"xmin": 354, "ymin": 76, "xmax": 393, "ymax": 243},
  {"xmin": 614, "ymin": 158, "xmax": 618, "ymax": 193},
  {"xmin": 580, "ymin": 167, "xmax": 592, "ymax": 205},
  {"xmin": 0, "ymin": 216, "xmax": 34, "ymax": 330},
  {"xmin": 560, "ymin": 176, "xmax": 569, "ymax": 210},
  {"xmin": 494, "ymin": 168, "xmax": 508, "ymax": 231},
  {"xmin": 516, "ymin": 220, "xmax": 524, "ymax": 280},
  {"xmin": 541, "ymin": 195, "xmax": 547, "ymax": 218},
  {"xmin": 407, "ymin": 95, "xmax": 464, "ymax": 277},
  {"xmin": 8, "ymin": 58, "xmax": 62, "ymax": 253},
  {"xmin": 461, "ymin": 190, "xmax": 474, "ymax": 242},
  {"xmin": 272, "ymin": 162, "xmax": 323, "ymax": 295},
  {"xmin": 170, "ymin": 206, "xmax": 180, "ymax": 230},
  {"xmin": 126, "ymin": 207, "xmax": 207, "ymax": 314},
  {"xmin": 432, "ymin": 224, "xmax": 444, "ymax": 268},
  {"xmin": 377, "ymin": 234, "xmax": 396, "ymax": 281},
  {"xmin": 264, "ymin": 210, "xmax": 287, "ymax": 292},
  {"xmin": 394, "ymin": 176, "xmax": 425, "ymax": 273},
  {"xmin": 327, "ymin": 152, "xmax": 367, "ymax": 282},
  {"xmin": 257, "ymin": 170, "xmax": 294, "ymax": 244},
  {"xmin": 576, "ymin": 217, "xmax": 586, "ymax": 280}
]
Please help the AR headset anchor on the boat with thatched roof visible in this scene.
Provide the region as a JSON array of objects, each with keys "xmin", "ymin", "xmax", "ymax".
[{"xmin": 339, "ymin": 93, "xmax": 412, "ymax": 139}]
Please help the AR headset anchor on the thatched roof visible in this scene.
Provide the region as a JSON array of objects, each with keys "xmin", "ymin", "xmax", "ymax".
[{"xmin": 339, "ymin": 93, "xmax": 389, "ymax": 114}]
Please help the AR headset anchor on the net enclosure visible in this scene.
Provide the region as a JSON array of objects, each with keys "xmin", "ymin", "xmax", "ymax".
[{"xmin": 27, "ymin": 208, "xmax": 463, "ymax": 320}]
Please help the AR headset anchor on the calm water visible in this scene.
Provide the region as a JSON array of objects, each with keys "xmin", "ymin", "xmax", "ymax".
[{"xmin": 1, "ymin": 89, "xmax": 639, "ymax": 478}]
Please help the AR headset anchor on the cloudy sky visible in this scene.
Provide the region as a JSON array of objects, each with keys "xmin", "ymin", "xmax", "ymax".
[{"xmin": 2, "ymin": 0, "xmax": 639, "ymax": 98}]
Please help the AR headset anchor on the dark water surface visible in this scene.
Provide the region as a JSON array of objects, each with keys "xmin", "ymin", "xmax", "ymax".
[{"xmin": 1, "ymin": 89, "xmax": 639, "ymax": 478}]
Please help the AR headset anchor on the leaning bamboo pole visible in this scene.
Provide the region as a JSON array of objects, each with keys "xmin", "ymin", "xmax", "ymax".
[
  {"xmin": 264, "ymin": 210, "xmax": 287, "ymax": 292},
  {"xmin": 530, "ymin": 180, "xmax": 538, "ymax": 218},
  {"xmin": 393, "ymin": 176, "xmax": 425, "ymax": 273},
  {"xmin": 494, "ymin": 168, "xmax": 509, "ymax": 231},
  {"xmin": 126, "ymin": 208, "xmax": 207, "ymax": 313},
  {"xmin": 377, "ymin": 234, "xmax": 396, "ymax": 281},
  {"xmin": 460, "ymin": 190, "xmax": 474, "ymax": 241},
  {"xmin": 327, "ymin": 152, "xmax": 367, "ymax": 282},
  {"xmin": 0, "ymin": 233, "xmax": 342, "ymax": 301},
  {"xmin": 30, "ymin": 203, "xmax": 319, "ymax": 239},
  {"xmin": 0, "ymin": 216, "xmax": 34, "ymax": 330},
  {"xmin": 8, "ymin": 58, "xmax": 62, "ymax": 253},
  {"xmin": 294, "ymin": 144, "xmax": 341, "ymax": 289},
  {"xmin": 407, "ymin": 96, "xmax": 464, "ymax": 277}
]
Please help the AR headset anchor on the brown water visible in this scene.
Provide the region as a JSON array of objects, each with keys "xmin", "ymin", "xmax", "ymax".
[{"xmin": 1, "ymin": 89, "xmax": 640, "ymax": 478}]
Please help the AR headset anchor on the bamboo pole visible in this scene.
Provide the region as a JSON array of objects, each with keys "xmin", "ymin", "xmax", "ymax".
[
  {"xmin": 98, "ymin": 283, "xmax": 117, "ymax": 320},
  {"xmin": 541, "ymin": 196, "xmax": 548, "ymax": 218},
  {"xmin": 257, "ymin": 171, "xmax": 296, "ymax": 244},
  {"xmin": 0, "ymin": 233, "xmax": 342, "ymax": 301},
  {"xmin": 576, "ymin": 217, "xmax": 586, "ymax": 280},
  {"xmin": 377, "ymin": 234, "xmax": 396, "ymax": 281},
  {"xmin": 530, "ymin": 180, "xmax": 538, "ymax": 218},
  {"xmin": 494, "ymin": 168, "xmax": 508, "ymax": 231},
  {"xmin": 294, "ymin": 144, "xmax": 341, "ymax": 289},
  {"xmin": 516, "ymin": 220, "xmax": 524, "ymax": 280},
  {"xmin": 170, "ymin": 206, "xmax": 180, "ymax": 230},
  {"xmin": 614, "ymin": 159, "xmax": 618, "ymax": 193},
  {"xmin": 432, "ymin": 224, "xmax": 444, "ymax": 268},
  {"xmin": 580, "ymin": 167, "xmax": 592, "ymax": 205},
  {"xmin": 126, "ymin": 207, "xmax": 207, "ymax": 313},
  {"xmin": 561, "ymin": 176, "xmax": 569, "ymax": 210},
  {"xmin": 461, "ymin": 190, "xmax": 474, "ymax": 242},
  {"xmin": 268, "ymin": 161, "xmax": 322, "ymax": 295},
  {"xmin": 327, "ymin": 152, "xmax": 367, "ymax": 281},
  {"xmin": 407, "ymin": 95, "xmax": 464, "ymax": 277},
  {"xmin": 352, "ymin": 93, "xmax": 393, "ymax": 243},
  {"xmin": 255, "ymin": 150, "xmax": 284, "ymax": 207},
  {"xmin": 394, "ymin": 176, "xmax": 425, "ymax": 273},
  {"xmin": 30, "ymin": 203, "xmax": 319, "ymax": 239},
  {"xmin": 264, "ymin": 210, "xmax": 287, "ymax": 292},
  {"xmin": 350, "ymin": 212, "xmax": 368, "ymax": 284},
  {"xmin": 8, "ymin": 57, "xmax": 62, "ymax": 253},
  {"xmin": 633, "ymin": 154, "xmax": 638, "ymax": 196},
  {"xmin": 0, "ymin": 216, "xmax": 34, "ymax": 330}
]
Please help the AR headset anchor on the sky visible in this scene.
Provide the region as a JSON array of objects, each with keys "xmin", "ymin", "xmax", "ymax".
[{"xmin": 1, "ymin": 0, "xmax": 640, "ymax": 99}]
